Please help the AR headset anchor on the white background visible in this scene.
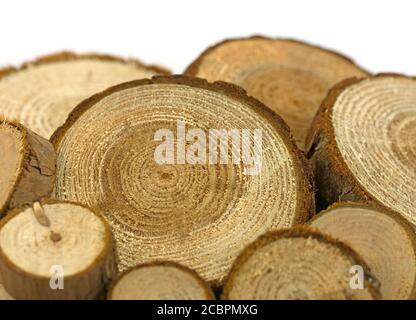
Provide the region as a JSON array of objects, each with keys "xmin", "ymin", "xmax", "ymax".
[{"xmin": 0, "ymin": 0, "xmax": 415, "ymax": 75}]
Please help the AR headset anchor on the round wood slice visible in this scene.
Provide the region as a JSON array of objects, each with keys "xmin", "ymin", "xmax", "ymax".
[
  {"xmin": 51, "ymin": 75, "xmax": 314, "ymax": 286},
  {"xmin": 0, "ymin": 199, "xmax": 116, "ymax": 300},
  {"xmin": 307, "ymin": 75, "xmax": 416, "ymax": 223},
  {"xmin": 309, "ymin": 202, "xmax": 416, "ymax": 300},
  {"xmin": 185, "ymin": 36, "xmax": 368, "ymax": 150},
  {"xmin": 222, "ymin": 228, "xmax": 380, "ymax": 300},
  {"xmin": 0, "ymin": 52, "xmax": 169, "ymax": 138},
  {"xmin": 108, "ymin": 262, "xmax": 214, "ymax": 300},
  {"xmin": 0, "ymin": 118, "xmax": 55, "ymax": 216}
]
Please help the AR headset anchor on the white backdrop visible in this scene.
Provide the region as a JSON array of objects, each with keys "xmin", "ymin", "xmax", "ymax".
[{"xmin": 0, "ymin": 0, "xmax": 415, "ymax": 75}]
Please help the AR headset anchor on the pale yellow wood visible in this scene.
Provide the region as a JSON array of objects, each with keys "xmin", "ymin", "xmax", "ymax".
[
  {"xmin": 0, "ymin": 119, "xmax": 55, "ymax": 215},
  {"xmin": 186, "ymin": 37, "xmax": 367, "ymax": 149},
  {"xmin": 0, "ymin": 54, "xmax": 164, "ymax": 138},
  {"xmin": 109, "ymin": 262, "xmax": 214, "ymax": 300},
  {"xmin": 310, "ymin": 203, "xmax": 416, "ymax": 299},
  {"xmin": 52, "ymin": 76, "xmax": 314, "ymax": 286},
  {"xmin": 222, "ymin": 229, "xmax": 380, "ymax": 300},
  {"xmin": 309, "ymin": 75, "xmax": 416, "ymax": 224},
  {"xmin": 0, "ymin": 200, "xmax": 116, "ymax": 300},
  {"xmin": 332, "ymin": 77, "xmax": 416, "ymax": 224},
  {"xmin": 0, "ymin": 121, "xmax": 24, "ymax": 213}
]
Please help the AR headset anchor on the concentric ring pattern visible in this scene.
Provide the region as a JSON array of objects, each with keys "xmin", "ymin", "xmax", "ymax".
[
  {"xmin": 0, "ymin": 203, "xmax": 107, "ymax": 277},
  {"xmin": 310, "ymin": 204, "xmax": 416, "ymax": 299},
  {"xmin": 187, "ymin": 37, "xmax": 367, "ymax": 149},
  {"xmin": 223, "ymin": 230, "xmax": 377, "ymax": 300},
  {"xmin": 332, "ymin": 77, "xmax": 416, "ymax": 225},
  {"xmin": 53, "ymin": 78, "xmax": 311, "ymax": 284},
  {"xmin": 111, "ymin": 264, "xmax": 213, "ymax": 300},
  {"xmin": 0, "ymin": 58, "xmax": 158, "ymax": 138}
]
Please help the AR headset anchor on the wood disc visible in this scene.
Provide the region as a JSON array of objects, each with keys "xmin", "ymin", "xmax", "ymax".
[
  {"xmin": 51, "ymin": 75, "xmax": 314, "ymax": 286},
  {"xmin": 185, "ymin": 36, "xmax": 368, "ymax": 150},
  {"xmin": 309, "ymin": 202, "xmax": 416, "ymax": 300},
  {"xmin": 108, "ymin": 262, "xmax": 214, "ymax": 300},
  {"xmin": 308, "ymin": 75, "xmax": 416, "ymax": 223},
  {"xmin": 222, "ymin": 228, "xmax": 380, "ymax": 300},
  {"xmin": 0, "ymin": 199, "xmax": 116, "ymax": 300},
  {"xmin": 0, "ymin": 118, "xmax": 55, "ymax": 216},
  {"xmin": 0, "ymin": 52, "xmax": 169, "ymax": 138}
]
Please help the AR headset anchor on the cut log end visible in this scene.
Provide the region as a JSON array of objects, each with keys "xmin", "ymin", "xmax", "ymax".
[
  {"xmin": 108, "ymin": 262, "xmax": 214, "ymax": 300},
  {"xmin": 309, "ymin": 202, "xmax": 416, "ymax": 300},
  {"xmin": 52, "ymin": 75, "xmax": 314, "ymax": 286},
  {"xmin": 0, "ymin": 120, "xmax": 24, "ymax": 214},
  {"xmin": 222, "ymin": 228, "xmax": 380, "ymax": 300},
  {"xmin": 0, "ymin": 119, "xmax": 55, "ymax": 216},
  {"xmin": 0, "ymin": 199, "xmax": 116, "ymax": 300},
  {"xmin": 0, "ymin": 52, "xmax": 169, "ymax": 139},
  {"xmin": 308, "ymin": 75, "xmax": 416, "ymax": 223},
  {"xmin": 185, "ymin": 36, "xmax": 367, "ymax": 150}
]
